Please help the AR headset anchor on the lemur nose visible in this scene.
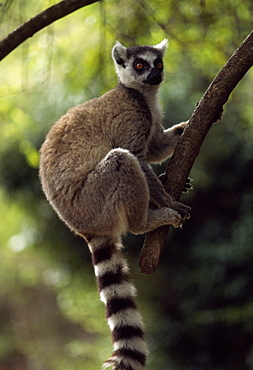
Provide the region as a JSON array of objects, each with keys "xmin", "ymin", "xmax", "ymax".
[
  {"xmin": 146, "ymin": 68, "xmax": 162, "ymax": 85},
  {"xmin": 150, "ymin": 68, "xmax": 160, "ymax": 77}
]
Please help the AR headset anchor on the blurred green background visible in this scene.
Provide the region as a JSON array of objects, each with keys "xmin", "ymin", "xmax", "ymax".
[{"xmin": 0, "ymin": 0, "xmax": 253, "ymax": 369}]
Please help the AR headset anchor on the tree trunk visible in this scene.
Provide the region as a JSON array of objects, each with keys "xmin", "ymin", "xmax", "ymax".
[{"xmin": 139, "ymin": 30, "xmax": 253, "ymax": 275}]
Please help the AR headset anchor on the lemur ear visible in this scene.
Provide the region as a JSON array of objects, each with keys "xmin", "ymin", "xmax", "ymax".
[
  {"xmin": 153, "ymin": 39, "xmax": 169, "ymax": 57},
  {"xmin": 112, "ymin": 41, "xmax": 128, "ymax": 67}
]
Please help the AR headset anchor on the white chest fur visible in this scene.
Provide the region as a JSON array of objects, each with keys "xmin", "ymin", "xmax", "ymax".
[{"xmin": 142, "ymin": 86, "xmax": 163, "ymax": 128}]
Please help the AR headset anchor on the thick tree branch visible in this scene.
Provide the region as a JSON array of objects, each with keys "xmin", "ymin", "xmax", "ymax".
[
  {"xmin": 0, "ymin": 0, "xmax": 101, "ymax": 61},
  {"xmin": 139, "ymin": 30, "xmax": 253, "ymax": 275}
]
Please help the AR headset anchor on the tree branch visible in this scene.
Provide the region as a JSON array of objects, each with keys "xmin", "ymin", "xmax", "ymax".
[
  {"xmin": 139, "ymin": 30, "xmax": 253, "ymax": 275},
  {"xmin": 0, "ymin": 0, "xmax": 101, "ymax": 61}
]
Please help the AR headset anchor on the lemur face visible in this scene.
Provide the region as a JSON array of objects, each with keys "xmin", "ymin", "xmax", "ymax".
[
  {"xmin": 112, "ymin": 39, "xmax": 168, "ymax": 90},
  {"xmin": 131, "ymin": 52, "xmax": 164, "ymax": 85}
]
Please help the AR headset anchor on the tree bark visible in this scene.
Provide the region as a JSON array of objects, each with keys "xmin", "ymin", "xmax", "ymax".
[
  {"xmin": 0, "ymin": 0, "xmax": 101, "ymax": 61},
  {"xmin": 139, "ymin": 30, "xmax": 253, "ymax": 275}
]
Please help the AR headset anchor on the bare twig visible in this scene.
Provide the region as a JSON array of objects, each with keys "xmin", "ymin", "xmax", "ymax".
[
  {"xmin": 139, "ymin": 30, "xmax": 253, "ymax": 275},
  {"xmin": 0, "ymin": 0, "xmax": 101, "ymax": 61}
]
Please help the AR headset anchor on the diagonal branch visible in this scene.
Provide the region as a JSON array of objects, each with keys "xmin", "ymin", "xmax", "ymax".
[
  {"xmin": 0, "ymin": 0, "xmax": 101, "ymax": 61},
  {"xmin": 139, "ymin": 29, "xmax": 253, "ymax": 275}
]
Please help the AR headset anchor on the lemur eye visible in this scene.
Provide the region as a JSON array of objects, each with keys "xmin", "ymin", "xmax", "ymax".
[
  {"xmin": 134, "ymin": 60, "xmax": 148, "ymax": 72},
  {"xmin": 135, "ymin": 62, "xmax": 144, "ymax": 70},
  {"xmin": 156, "ymin": 62, "xmax": 163, "ymax": 70}
]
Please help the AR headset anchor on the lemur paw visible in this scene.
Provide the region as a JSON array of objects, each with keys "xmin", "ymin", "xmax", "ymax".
[
  {"xmin": 182, "ymin": 177, "xmax": 193, "ymax": 193},
  {"xmin": 159, "ymin": 173, "xmax": 193, "ymax": 193},
  {"xmin": 173, "ymin": 121, "xmax": 188, "ymax": 136}
]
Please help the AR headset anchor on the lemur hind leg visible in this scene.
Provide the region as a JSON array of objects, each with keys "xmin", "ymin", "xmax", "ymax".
[
  {"xmin": 78, "ymin": 148, "xmax": 183, "ymax": 237},
  {"xmin": 130, "ymin": 206, "xmax": 184, "ymax": 234},
  {"xmin": 76, "ymin": 148, "xmax": 150, "ymax": 236}
]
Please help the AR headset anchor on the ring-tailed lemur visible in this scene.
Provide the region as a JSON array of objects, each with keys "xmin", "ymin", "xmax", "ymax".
[{"xmin": 39, "ymin": 39, "xmax": 191, "ymax": 370}]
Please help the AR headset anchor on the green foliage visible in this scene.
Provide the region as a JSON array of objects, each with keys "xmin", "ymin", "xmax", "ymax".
[{"xmin": 0, "ymin": 0, "xmax": 253, "ymax": 369}]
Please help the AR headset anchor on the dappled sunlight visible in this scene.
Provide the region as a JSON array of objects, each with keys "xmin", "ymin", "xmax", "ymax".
[{"xmin": 0, "ymin": 0, "xmax": 253, "ymax": 369}]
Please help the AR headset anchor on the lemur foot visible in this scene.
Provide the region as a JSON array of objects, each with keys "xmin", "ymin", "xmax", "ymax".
[
  {"xmin": 172, "ymin": 201, "xmax": 191, "ymax": 220},
  {"xmin": 167, "ymin": 209, "xmax": 186, "ymax": 229}
]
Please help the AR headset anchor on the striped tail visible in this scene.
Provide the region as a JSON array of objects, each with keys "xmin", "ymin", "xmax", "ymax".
[{"xmin": 88, "ymin": 235, "xmax": 148, "ymax": 370}]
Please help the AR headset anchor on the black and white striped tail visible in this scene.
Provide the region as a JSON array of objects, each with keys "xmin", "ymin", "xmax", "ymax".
[{"xmin": 88, "ymin": 236, "xmax": 148, "ymax": 370}]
